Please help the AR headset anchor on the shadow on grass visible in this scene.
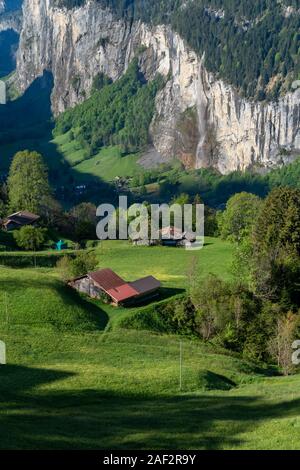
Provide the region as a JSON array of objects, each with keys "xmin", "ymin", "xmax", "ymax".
[
  {"xmin": 124, "ymin": 287, "xmax": 185, "ymax": 308},
  {"xmin": 0, "ymin": 364, "xmax": 300, "ymax": 450},
  {"xmin": 157, "ymin": 287, "xmax": 185, "ymax": 302},
  {"xmin": 0, "ymin": 364, "xmax": 74, "ymax": 393}
]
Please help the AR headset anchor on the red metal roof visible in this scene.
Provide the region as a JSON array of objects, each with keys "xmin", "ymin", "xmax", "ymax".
[
  {"xmin": 87, "ymin": 269, "xmax": 161, "ymax": 303},
  {"xmin": 107, "ymin": 284, "xmax": 139, "ymax": 303},
  {"xmin": 89, "ymin": 269, "xmax": 126, "ymax": 291}
]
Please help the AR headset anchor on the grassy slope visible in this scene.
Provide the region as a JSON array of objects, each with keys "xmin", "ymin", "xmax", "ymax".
[
  {"xmin": 0, "ymin": 134, "xmax": 141, "ymax": 185},
  {"xmin": 53, "ymin": 133, "xmax": 141, "ymax": 182},
  {"xmin": 1, "ymin": 237, "xmax": 234, "ymax": 327},
  {"xmin": 1, "ymin": 325, "xmax": 300, "ymax": 450},
  {"xmin": 0, "ymin": 267, "xmax": 108, "ymax": 331},
  {"xmin": 1, "ymin": 239, "xmax": 300, "ymax": 449},
  {"xmin": 4, "ymin": 327, "xmax": 300, "ymax": 450}
]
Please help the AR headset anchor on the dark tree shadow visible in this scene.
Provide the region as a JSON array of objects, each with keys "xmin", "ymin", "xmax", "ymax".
[
  {"xmin": 1, "ymin": 364, "xmax": 300, "ymax": 449},
  {"xmin": 156, "ymin": 287, "xmax": 185, "ymax": 302},
  {"xmin": 0, "ymin": 364, "xmax": 74, "ymax": 393},
  {"xmin": 122, "ymin": 287, "xmax": 185, "ymax": 307}
]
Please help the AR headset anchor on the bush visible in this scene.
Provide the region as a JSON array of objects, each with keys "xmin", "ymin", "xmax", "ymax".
[
  {"xmin": 56, "ymin": 250, "xmax": 98, "ymax": 281},
  {"xmin": 56, "ymin": 256, "xmax": 74, "ymax": 282},
  {"xmin": 13, "ymin": 226, "xmax": 47, "ymax": 251},
  {"xmin": 119, "ymin": 294, "xmax": 193, "ymax": 334}
]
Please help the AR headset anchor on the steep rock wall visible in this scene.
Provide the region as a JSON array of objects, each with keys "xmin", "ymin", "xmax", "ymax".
[{"xmin": 16, "ymin": 0, "xmax": 300, "ymax": 173}]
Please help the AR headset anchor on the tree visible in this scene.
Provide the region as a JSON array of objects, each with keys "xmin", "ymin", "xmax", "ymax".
[
  {"xmin": 39, "ymin": 197, "xmax": 64, "ymax": 228},
  {"xmin": 204, "ymin": 207, "xmax": 218, "ymax": 237},
  {"xmin": 8, "ymin": 151, "xmax": 51, "ymax": 214},
  {"xmin": 268, "ymin": 312, "xmax": 299, "ymax": 376},
  {"xmin": 252, "ymin": 187, "xmax": 300, "ymax": 307},
  {"xmin": 190, "ymin": 274, "xmax": 233, "ymax": 341},
  {"xmin": 172, "ymin": 193, "xmax": 190, "ymax": 206},
  {"xmin": 253, "ymin": 187, "xmax": 300, "ymax": 255},
  {"xmin": 70, "ymin": 203, "xmax": 97, "ymax": 241},
  {"xmin": 232, "ymin": 237, "xmax": 253, "ymax": 286},
  {"xmin": 218, "ymin": 192, "xmax": 262, "ymax": 243},
  {"xmin": 13, "ymin": 226, "xmax": 47, "ymax": 251},
  {"xmin": 92, "ymin": 72, "xmax": 112, "ymax": 92},
  {"xmin": 0, "ymin": 198, "xmax": 5, "ymax": 219}
]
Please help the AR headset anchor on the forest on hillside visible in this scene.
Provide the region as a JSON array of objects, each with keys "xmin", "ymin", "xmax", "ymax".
[
  {"xmin": 56, "ymin": 0, "xmax": 300, "ymax": 100},
  {"xmin": 54, "ymin": 60, "xmax": 163, "ymax": 157}
]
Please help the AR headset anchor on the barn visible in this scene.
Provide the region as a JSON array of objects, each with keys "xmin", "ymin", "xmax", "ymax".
[{"xmin": 69, "ymin": 268, "xmax": 161, "ymax": 306}]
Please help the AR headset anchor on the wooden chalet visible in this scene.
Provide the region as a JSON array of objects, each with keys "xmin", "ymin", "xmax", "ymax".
[{"xmin": 1, "ymin": 211, "xmax": 40, "ymax": 231}]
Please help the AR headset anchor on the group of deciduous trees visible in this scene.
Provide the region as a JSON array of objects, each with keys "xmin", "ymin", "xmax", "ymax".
[{"xmin": 183, "ymin": 188, "xmax": 300, "ymax": 374}]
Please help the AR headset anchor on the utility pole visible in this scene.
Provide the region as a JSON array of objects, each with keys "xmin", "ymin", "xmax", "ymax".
[
  {"xmin": 179, "ymin": 340, "xmax": 183, "ymax": 392},
  {"xmin": 5, "ymin": 292, "xmax": 8, "ymax": 326}
]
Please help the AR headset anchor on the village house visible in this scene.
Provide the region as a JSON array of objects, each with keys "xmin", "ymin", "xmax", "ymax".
[
  {"xmin": 160, "ymin": 226, "xmax": 196, "ymax": 247},
  {"xmin": 132, "ymin": 227, "xmax": 196, "ymax": 247},
  {"xmin": 1, "ymin": 211, "xmax": 40, "ymax": 231},
  {"xmin": 69, "ymin": 268, "xmax": 161, "ymax": 306}
]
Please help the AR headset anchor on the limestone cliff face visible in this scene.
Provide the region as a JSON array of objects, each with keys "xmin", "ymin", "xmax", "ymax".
[{"xmin": 16, "ymin": 0, "xmax": 300, "ymax": 174}]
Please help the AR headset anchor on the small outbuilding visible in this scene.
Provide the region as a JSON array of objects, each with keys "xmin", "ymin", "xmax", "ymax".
[{"xmin": 69, "ymin": 268, "xmax": 161, "ymax": 306}]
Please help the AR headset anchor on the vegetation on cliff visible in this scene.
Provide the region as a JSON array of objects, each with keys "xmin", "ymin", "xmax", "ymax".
[
  {"xmin": 56, "ymin": 0, "xmax": 300, "ymax": 100},
  {"xmin": 54, "ymin": 60, "xmax": 163, "ymax": 157}
]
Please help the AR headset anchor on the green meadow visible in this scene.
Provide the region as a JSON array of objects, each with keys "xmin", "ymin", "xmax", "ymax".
[
  {"xmin": 96, "ymin": 237, "xmax": 234, "ymax": 286},
  {"xmin": 1, "ymin": 239, "xmax": 300, "ymax": 449},
  {"xmin": 53, "ymin": 134, "xmax": 141, "ymax": 182}
]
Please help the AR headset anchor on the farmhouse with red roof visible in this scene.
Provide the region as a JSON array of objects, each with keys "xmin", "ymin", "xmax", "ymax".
[{"xmin": 69, "ymin": 268, "xmax": 161, "ymax": 306}]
